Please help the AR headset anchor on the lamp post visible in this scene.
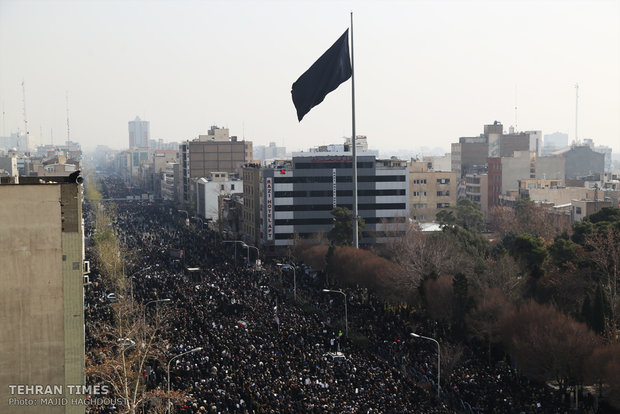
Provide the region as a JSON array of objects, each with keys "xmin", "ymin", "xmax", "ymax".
[
  {"xmin": 223, "ymin": 240, "xmax": 245, "ymax": 263},
  {"xmin": 322, "ymin": 289, "xmax": 348, "ymax": 337},
  {"xmin": 167, "ymin": 347, "xmax": 203, "ymax": 413},
  {"xmin": 411, "ymin": 333, "xmax": 440, "ymax": 398},
  {"xmin": 143, "ymin": 298, "xmax": 171, "ymax": 325},
  {"xmin": 244, "ymin": 244, "xmax": 259, "ymax": 266},
  {"xmin": 127, "ymin": 265, "xmax": 154, "ymax": 301},
  {"xmin": 277, "ymin": 264, "xmax": 296, "ymax": 301}
]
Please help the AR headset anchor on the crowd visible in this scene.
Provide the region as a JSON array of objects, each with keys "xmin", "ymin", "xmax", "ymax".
[{"xmin": 83, "ymin": 176, "xmax": 594, "ymax": 414}]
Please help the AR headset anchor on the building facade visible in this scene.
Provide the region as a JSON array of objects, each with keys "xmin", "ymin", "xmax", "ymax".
[
  {"xmin": 260, "ymin": 153, "xmax": 409, "ymax": 253},
  {"xmin": 408, "ymin": 160, "xmax": 457, "ymax": 222},
  {"xmin": 196, "ymin": 175, "xmax": 243, "ymax": 221},
  {"xmin": 242, "ymin": 164, "xmax": 262, "ymax": 246},
  {"xmin": 128, "ymin": 116, "xmax": 150, "ymax": 148},
  {"xmin": 0, "ymin": 178, "xmax": 85, "ymax": 414}
]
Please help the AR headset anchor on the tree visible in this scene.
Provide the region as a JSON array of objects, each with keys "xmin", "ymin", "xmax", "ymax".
[
  {"xmin": 86, "ymin": 204, "xmax": 180, "ymax": 413},
  {"xmin": 452, "ymin": 273, "xmax": 473, "ymax": 339},
  {"xmin": 423, "ymin": 275, "xmax": 454, "ymax": 329},
  {"xmin": 548, "ymin": 236, "xmax": 582, "ymax": 269},
  {"xmin": 510, "ymin": 233, "xmax": 549, "ymax": 278},
  {"xmin": 585, "ymin": 226, "xmax": 620, "ymax": 340},
  {"xmin": 436, "ymin": 198, "xmax": 484, "ymax": 232},
  {"xmin": 467, "ymin": 288, "xmax": 514, "ymax": 362},
  {"xmin": 328, "ymin": 207, "xmax": 365, "ymax": 246},
  {"xmin": 586, "ymin": 343, "xmax": 620, "ymax": 410},
  {"xmin": 501, "ymin": 301, "xmax": 599, "ymax": 392},
  {"xmin": 592, "ymin": 284, "xmax": 610, "ymax": 335}
]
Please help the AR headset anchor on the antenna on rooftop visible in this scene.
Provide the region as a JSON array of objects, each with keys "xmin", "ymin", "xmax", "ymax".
[
  {"xmin": 574, "ymin": 83, "xmax": 579, "ymax": 145},
  {"xmin": 66, "ymin": 91, "xmax": 70, "ymax": 143},
  {"xmin": 22, "ymin": 80, "xmax": 29, "ymax": 150},
  {"xmin": 514, "ymin": 84, "xmax": 518, "ymax": 132}
]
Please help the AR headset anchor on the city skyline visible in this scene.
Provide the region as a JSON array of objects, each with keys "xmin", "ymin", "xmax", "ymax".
[{"xmin": 0, "ymin": 0, "xmax": 618, "ymax": 154}]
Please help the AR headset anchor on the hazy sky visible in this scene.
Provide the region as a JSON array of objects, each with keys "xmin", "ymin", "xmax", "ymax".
[{"xmin": 1, "ymin": 0, "xmax": 619, "ymax": 154}]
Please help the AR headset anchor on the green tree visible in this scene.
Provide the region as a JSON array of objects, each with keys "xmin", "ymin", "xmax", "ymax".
[
  {"xmin": 328, "ymin": 207, "xmax": 365, "ymax": 246},
  {"xmin": 510, "ymin": 233, "xmax": 549, "ymax": 278},
  {"xmin": 436, "ymin": 198, "xmax": 485, "ymax": 232},
  {"xmin": 548, "ymin": 236, "xmax": 580, "ymax": 268},
  {"xmin": 592, "ymin": 284, "xmax": 610, "ymax": 335}
]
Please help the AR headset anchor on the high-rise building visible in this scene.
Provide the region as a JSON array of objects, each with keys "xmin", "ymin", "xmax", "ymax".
[
  {"xmin": 0, "ymin": 176, "xmax": 85, "ymax": 414},
  {"xmin": 128, "ymin": 116, "xmax": 150, "ymax": 148}
]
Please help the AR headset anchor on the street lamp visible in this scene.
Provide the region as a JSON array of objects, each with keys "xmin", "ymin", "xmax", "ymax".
[
  {"xmin": 323, "ymin": 289, "xmax": 348, "ymax": 337},
  {"xmin": 244, "ymin": 244, "xmax": 260, "ymax": 266},
  {"xmin": 127, "ymin": 265, "xmax": 154, "ymax": 301},
  {"xmin": 143, "ymin": 298, "xmax": 171, "ymax": 325},
  {"xmin": 167, "ymin": 347, "xmax": 203, "ymax": 413},
  {"xmin": 277, "ymin": 264, "xmax": 296, "ymax": 301},
  {"xmin": 223, "ymin": 240, "xmax": 245, "ymax": 263},
  {"xmin": 411, "ymin": 333, "xmax": 440, "ymax": 398}
]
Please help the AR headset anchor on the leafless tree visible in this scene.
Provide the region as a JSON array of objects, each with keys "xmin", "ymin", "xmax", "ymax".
[
  {"xmin": 502, "ymin": 301, "xmax": 599, "ymax": 392},
  {"xmin": 585, "ymin": 226, "xmax": 620, "ymax": 340}
]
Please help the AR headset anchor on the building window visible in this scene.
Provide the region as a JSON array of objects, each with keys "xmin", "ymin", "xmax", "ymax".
[
  {"xmin": 231, "ymin": 184, "xmax": 235, "ymax": 190},
  {"xmin": 576, "ymin": 207, "xmax": 582, "ymax": 214},
  {"xmin": 412, "ymin": 179, "xmax": 427, "ymax": 184},
  {"xmin": 437, "ymin": 178, "xmax": 450, "ymax": 184},
  {"xmin": 413, "ymin": 191, "xmax": 427, "ymax": 197},
  {"xmin": 220, "ymin": 184, "xmax": 225, "ymax": 191},
  {"xmin": 437, "ymin": 203, "xmax": 450, "ymax": 208},
  {"xmin": 437, "ymin": 190, "xmax": 450, "ymax": 196}
]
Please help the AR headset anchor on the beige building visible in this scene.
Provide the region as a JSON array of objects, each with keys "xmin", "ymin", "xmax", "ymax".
[
  {"xmin": 189, "ymin": 127, "xmax": 253, "ymax": 176},
  {"xmin": 465, "ymin": 173, "xmax": 489, "ymax": 218},
  {"xmin": 408, "ymin": 160, "xmax": 457, "ymax": 222},
  {"xmin": 0, "ymin": 177, "xmax": 85, "ymax": 414},
  {"xmin": 241, "ymin": 164, "xmax": 262, "ymax": 246}
]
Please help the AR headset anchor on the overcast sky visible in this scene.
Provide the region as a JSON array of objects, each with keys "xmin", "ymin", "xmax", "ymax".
[{"xmin": 1, "ymin": 0, "xmax": 618, "ymax": 155}]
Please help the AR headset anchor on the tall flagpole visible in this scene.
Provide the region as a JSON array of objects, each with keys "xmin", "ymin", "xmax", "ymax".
[{"xmin": 350, "ymin": 11, "xmax": 359, "ymax": 248}]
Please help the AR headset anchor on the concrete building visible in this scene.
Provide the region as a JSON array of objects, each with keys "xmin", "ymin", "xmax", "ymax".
[
  {"xmin": 555, "ymin": 145, "xmax": 605, "ymax": 180},
  {"xmin": 488, "ymin": 151, "xmax": 566, "ymax": 207},
  {"xmin": 408, "ymin": 159, "xmax": 457, "ymax": 222},
  {"xmin": 0, "ymin": 151, "xmax": 19, "ymax": 183},
  {"xmin": 179, "ymin": 126, "xmax": 253, "ymax": 206},
  {"xmin": 0, "ymin": 176, "xmax": 85, "ymax": 414},
  {"xmin": 572, "ymin": 199, "xmax": 614, "ymax": 222},
  {"xmin": 451, "ymin": 138, "xmax": 488, "ymax": 179},
  {"xmin": 0, "ymin": 132, "xmax": 31, "ymax": 154},
  {"xmin": 147, "ymin": 150, "xmax": 178, "ymax": 198},
  {"xmin": 128, "ymin": 116, "xmax": 150, "ymax": 148},
  {"xmin": 161, "ymin": 162, "xmax": 181, "ymax": 203},
  {"xmin": 451, "ymin": 122, "xmax": 535, "ymax": 179},
  {"xmin": 583, "ymin": 138, "xmax": 613, "ymax": 173},
  {"xmin": 523, "ymin": 186, "xmax": 604, "ymax": 206},
  {"xmin": 196, "ymin": 174, "xmax": 243, "ymax": 220},
  {"xmin": 260, "ymin": 153, "xmax": 409, "ymax": 253},
  {"xmin": 465, "ymin": 173, "xmax": 489, "ymax": 218},
  {"xmin": 254, "ymin": 142, "xmax": 286, "ymax": 161},
  {"xmin": 242, "ymin": 164, "xmax": 262, "ymax": 246},
  {"xmin": 423, "ymin": 153, "xmax": 452, "ymax": 172}
]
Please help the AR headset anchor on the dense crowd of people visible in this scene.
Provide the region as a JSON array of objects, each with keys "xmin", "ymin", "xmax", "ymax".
[{"xmin": 83, "ymin": 176, "xmax": 600, "ymax": 413}]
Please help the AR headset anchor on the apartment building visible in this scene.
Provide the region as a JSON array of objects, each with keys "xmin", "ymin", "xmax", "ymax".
[{"xmin": 408, "ymin": 159, "xmax": 457, "ymax": 222}]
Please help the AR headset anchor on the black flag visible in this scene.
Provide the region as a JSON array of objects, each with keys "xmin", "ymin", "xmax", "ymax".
[{"xmin": 291, "ymin": 30, "xmax": 352, "ymax": 122}]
